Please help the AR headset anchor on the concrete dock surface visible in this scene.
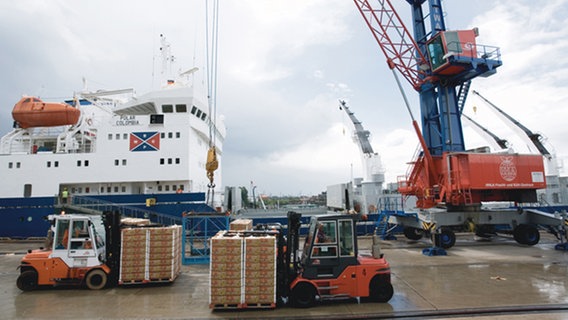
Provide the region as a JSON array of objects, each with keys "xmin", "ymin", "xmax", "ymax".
[{"xmin": 2, "ymin": 233, "xmax": 568, "ymax": 319}]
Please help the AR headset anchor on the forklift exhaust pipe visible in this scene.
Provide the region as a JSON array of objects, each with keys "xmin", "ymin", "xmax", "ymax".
[{"xmin": 372, "ymin": 232, "xmax": 383, "ymax": 259}]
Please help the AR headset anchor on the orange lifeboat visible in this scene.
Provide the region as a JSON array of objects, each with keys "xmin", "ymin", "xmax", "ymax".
[{"xmin": 12, "ymin": 96, "xmax": 80, "ymax": 129}]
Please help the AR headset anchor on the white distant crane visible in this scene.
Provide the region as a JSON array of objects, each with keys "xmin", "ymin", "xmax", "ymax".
[{"xmin": 339, "ymin": 100, "xmax": 385, "ymax": 214}]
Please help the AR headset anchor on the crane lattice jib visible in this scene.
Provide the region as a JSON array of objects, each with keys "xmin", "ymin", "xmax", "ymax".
[{"xmin": 354, "ymin": 0, "xmax": 428, "ymax": 91}]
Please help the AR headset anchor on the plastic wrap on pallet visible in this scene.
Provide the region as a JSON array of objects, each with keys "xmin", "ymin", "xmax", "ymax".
[
  {"xmin": 119, "ymin": 225, "xmax": 182, "ymax": 284},
  {"xmin": 209, "ymin": 230, "xmax": 277, "ymax": 309},
  {"xmin": 209, "ymin": 231, "xmax": 244, "ymax": 308},
  {"xmin": 243, "ymin": 234, "xmax": 277, "ymax": 307}
]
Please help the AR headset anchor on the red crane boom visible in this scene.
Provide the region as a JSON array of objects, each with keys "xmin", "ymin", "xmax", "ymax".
[{"xmin": 353, "ymin": 0, "xmax": 429, "ymax": 90}]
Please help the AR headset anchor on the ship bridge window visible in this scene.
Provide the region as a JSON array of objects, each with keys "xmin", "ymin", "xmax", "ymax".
[
  {"xmin": 176, "ymin": 132, "xmax": 180, "ymax": 138},
  {"xmin": 175, "ymin": 104, "xmax": 187, "ymax": 113},
  {"xmin": 201, "ymin": 113, "xmax": 207, "ymax": 121},
  {"xmin": 191, "ymin": 106, "xmax": 197, "ymax": 115},
  {"xmin": 150, "ymin": 114, "xmax": 164, "ymax": 124},
  {"xmin": 162, "ymin": 104, "xmax": 173, "ymax": 113},
  {"xmin": 196, "ymin": 110, "xmax": 202, "ymax": 118}
]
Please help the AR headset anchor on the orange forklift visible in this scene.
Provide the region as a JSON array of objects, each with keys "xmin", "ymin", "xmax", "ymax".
[
  {"xmin": 16, "ymin": 211, "xmax": 123, "ymax": 291},
  {"xmin": 269, "ymin": 211, "xmax": 393, "ymax": 307}
]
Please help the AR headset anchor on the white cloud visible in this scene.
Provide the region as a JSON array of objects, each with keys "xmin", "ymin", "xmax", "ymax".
[{"xmin": 1, "ymin": 0, "xmax": 568, "ymax": 196}]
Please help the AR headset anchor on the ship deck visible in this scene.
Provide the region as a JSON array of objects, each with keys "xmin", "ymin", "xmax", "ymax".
[{"xmin": 2, "ymin": 233, "xmax": 568, "ymax": 319}]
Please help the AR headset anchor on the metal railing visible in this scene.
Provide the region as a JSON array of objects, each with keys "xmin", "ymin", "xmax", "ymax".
[{"xmin": 56, "ymin": 195, "xmax": 182, "ymax": 226}]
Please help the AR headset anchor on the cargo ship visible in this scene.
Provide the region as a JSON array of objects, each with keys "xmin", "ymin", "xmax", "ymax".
[{"xmin": 0, "ymin": 39, "xmax": 226, "ymax": 238}]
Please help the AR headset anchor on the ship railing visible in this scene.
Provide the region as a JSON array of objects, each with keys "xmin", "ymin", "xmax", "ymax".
[
  {"xmin": 57, "ymin": 195, "xmax": 182, "ymax": 226},
  {"xmin": 233, "ymin": 206, "xmax": 327, "ymax": 217}
]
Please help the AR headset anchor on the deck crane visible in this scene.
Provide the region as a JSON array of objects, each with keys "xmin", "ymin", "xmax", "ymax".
[
  {"xmin": 354, "ymin": 0, "xmax": 566, "ymax": 253},
  {"xmin": 339, "ymin": 100, "xmax": 385, "ymax": 214},
  {"xmin": 461, "ymin": 113, "xmax": 509, "ymax": 152},
  {"xmin": 472, "ymin": 90, "xmax": 552, "ymax": 160}
]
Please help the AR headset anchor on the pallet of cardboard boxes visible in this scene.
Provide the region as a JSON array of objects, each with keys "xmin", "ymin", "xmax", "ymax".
[
  {"xmin": 120, "ymin": 222, "xmax": 182, "ymax": 284},
  {"xmin": 209, "ymin": 219, "xmax": 277, "ymax": 309}
]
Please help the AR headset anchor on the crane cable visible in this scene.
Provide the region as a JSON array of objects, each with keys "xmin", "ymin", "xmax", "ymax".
[{"xmin": 205, "ymin": 0, "xmax": 220, "ymax": 206}]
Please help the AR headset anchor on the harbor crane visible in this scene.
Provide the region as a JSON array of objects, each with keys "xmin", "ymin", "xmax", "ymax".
[{"xmin": 353, "ymin": 0, "xmax": 567, "ymax": 254}]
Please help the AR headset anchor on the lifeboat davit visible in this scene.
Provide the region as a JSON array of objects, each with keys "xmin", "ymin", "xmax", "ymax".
[{"xmin": 12, "ymin": 96, "xmax": 80, "ymax": 129}]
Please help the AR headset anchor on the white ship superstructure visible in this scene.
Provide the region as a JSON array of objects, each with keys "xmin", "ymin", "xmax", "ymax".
[{"xmin": 0, "ymin": 72, "xmax": 226, "ymax": 206}]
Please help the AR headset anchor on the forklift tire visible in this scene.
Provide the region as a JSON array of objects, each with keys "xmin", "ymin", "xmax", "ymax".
[
  {"xmin": 368, "ymin": 276, "xmax": 394, "ymax": 303},
  {"xmin": 85, "ymin": 269, "xmax": 108, "ymax": 290},
  {"xmin": 17, "ymin": 270, "xmax": 38, "ymax": 291},
  {"xmin": 433, "ymin": 228, "xmax": 456, "ymax": 249},
  {"xmin": 291, "ymin": 282, "xmax": 317, "ymax": 308},
  {"xmin": 513, "ymin": 224, "xmax": 540, "ymax": 246},
  {"xmin": 403, "ymin": 227, "xmax": 424, "ymax": 240}
]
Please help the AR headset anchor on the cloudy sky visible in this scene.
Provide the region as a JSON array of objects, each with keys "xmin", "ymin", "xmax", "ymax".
[{"xmin": 1, "ymin": 0, "xmax": 567, "ymax": 196}]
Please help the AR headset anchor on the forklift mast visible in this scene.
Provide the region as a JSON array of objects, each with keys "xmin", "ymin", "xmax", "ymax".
[{"xmin": 102, "ymin": 211, "xmax": 122, "ymax": 286}]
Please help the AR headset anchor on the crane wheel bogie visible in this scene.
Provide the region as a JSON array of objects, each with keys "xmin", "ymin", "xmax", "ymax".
[
  {"xmin": 403, "ymin": 227, "xmax": 424, "ymax": 240},
  {"xmin": 513, "ymin": 224, "xmax": 540, "ymax": 246},
  {"xmin": 433, "ymin": 228, "xmax": 456, "ymax": 249},
  {"xmin": 85, "ymin": 269, "xmax": 108, "ymax": 290},
  {"xmin": 17, "ymin": 270, "xmax": 39, "ymax": 291}
]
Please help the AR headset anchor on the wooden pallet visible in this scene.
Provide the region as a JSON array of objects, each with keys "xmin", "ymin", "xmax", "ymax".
[
  {"xmin": 241, "ymin": 302, "xmax": 276, "ymax": 309},
  {"xmin": 210, "ymin": 303, "xmax": 241, "ymax": 310}
]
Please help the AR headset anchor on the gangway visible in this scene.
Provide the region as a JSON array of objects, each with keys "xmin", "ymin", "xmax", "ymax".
[{"xmin": 56, "ymin": 195, "xmax": 182, "ymax": 226}]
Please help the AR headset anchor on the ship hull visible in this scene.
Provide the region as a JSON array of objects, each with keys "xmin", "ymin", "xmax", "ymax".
[{"xmin": 0, "ymin": 193, "xmax": 215, "ymax": 238}]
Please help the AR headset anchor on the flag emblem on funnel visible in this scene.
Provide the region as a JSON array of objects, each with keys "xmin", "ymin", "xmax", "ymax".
[{"xmin": 130, "ymin": 132, "xmax": 160, "ymax": 151}]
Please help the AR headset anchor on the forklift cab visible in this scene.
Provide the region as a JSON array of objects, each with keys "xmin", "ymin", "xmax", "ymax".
[
  {"xmin": 301, "ymin": 215, "xmax": 358, "ymax": 279},
  {"xmin": 51, "ymin": 214, "xmax": 106, "ymax": 267}
]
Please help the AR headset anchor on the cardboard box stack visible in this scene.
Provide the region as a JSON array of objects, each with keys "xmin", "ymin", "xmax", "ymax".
[
  {"xmin": 243, "ymin": 235, "xmax": 277, "ymax": 307},
  {"xmin": 209, "ymin": 228, "xmax": 278, "ymax": 309},
  {"xmin": 229, "ymin": 219, "xmax": 253, "ymax": 231},
  {"xmin": 120, "ymin": 225, "xmax": 182, "ymax": 284},
  {"xmin": 209, "ymin": 231, "xmax": 244, "ymax": 307}
]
